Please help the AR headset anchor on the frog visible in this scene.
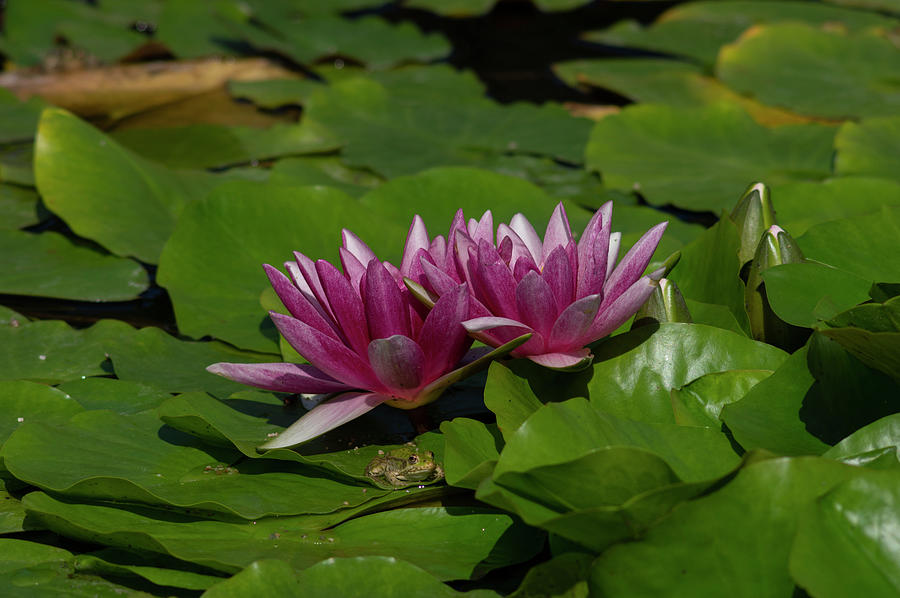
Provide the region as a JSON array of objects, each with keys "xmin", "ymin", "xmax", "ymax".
[{"xmin": 365, "ymin": 443, "xmax": 444, "ymax": 488}]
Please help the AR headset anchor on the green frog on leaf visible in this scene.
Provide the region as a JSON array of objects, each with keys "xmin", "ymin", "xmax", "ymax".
[{"xmin": 365, "ymin": 443, "xmax": 444, "ymax": 489}]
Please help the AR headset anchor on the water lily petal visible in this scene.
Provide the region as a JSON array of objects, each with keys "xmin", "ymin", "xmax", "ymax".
[
  {"xmin": 418, "ymin": 284, "xmax": 472, "ymax": 380},
  {"xmin": 367, "ymin": 335, "xmax": 426, "ymax": 395},
  {"xmin": 339, "ymin": 247, "xmax": 366, "ymax": 293},
  {"xmin": 365, "ymin": 259, "xmax": 410, "ymax": 339},
  {"xmin": 315, "ymin": 259, "xmax": 370, "ymax": 357},
  {"xmin": 498, "ymin": 223, "xmax": 538, "ymax": 275},
  {"xmin": 587, "ymin": 275, "xmax": 658, "ymax": 342},
  {"xmin": 400, "ymin": 215, "xmax": 430, "ymax": 278},
  {"xmin": 577, "ymin": 202, "xmax": 612, "ymax": 298},
  {"xmin": 462, "ymin": 315, "xmax": 534, "ymax": 347},
  {"xmin": 264, "ymin": 264, "xmax": 340, "ymax": 340},
  {"xmin": 606, "ymin": 232, "xmax": 621, "ymax": 281},
  {"xmin": 341, "ymin": 229, "xmax": 377, "ymax": 268},
  {"xmin": 474, "ymin": 240, "xmax": 519, "ymax": 319},
  {"xmin": 259, "ymin": 392, "xmax": 388, "ymax": 450},
  {"xmin": 542, "ymin": 202, "xmax": 573, "ymax": 264},
  {"xmin": 206, "ymin": 362, "xmax": 353, "ymax": 394},
  {"xmin": 421, "ymin": 258, "xmax": 461, "ymax": 297},
  {"xmin": 527, "ymin": 349, "xmax": 592, "ymax": 371},
  {"xmin": 468, "ymin": 210, "xmax": 494, "ymax": 245},
  {"xmin": 548, "ymin": 293, "xmax": 603, "ymax": 350},
  {"xmin": 515, "ymin": 270, "xmax": 557, "ymax": 340},
  {"xmin": 270, "ymin": 311, "xmax": 378, "ymax": 390},
  {"xmin": 603, "ymin": 222, "xmax": 667, "ymax": 305},
  {"xmin": 542, "ymin": 244, "xmax": 574, "ymax": 313},
  {"xmin": 293, "ymin": 251, "xmax": 335, "ymax": 321},
  {"xmin": 510, "ymin": 213, "xmax": 542, "ymax": 265}
]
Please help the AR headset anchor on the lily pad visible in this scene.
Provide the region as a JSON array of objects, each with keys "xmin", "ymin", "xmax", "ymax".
[
  {"xmin": 73, "ymin": 548, "xmax": 224, "ymax": 591},
  {"xmin": 589, "ymin": 456, "xmax": 886, "ymax": 597},
  {"xmin": 584, "ymin": 1, "xmax": 897, "ymax": 67},
  {"xmin": 107, "ymin": 327, "xmax": 278, "ymax": 397},
  {"xmin": 483, "ymin": 362, "xmax": 544, "ymax": 440},
  {"xmin": 24, "ymin": 492, "xmax": 542, "ymax": 580},
  {"xmin": 439, "ymin": 418, "xmax": 502, "ymax": 490},
  {"xmin": 0, "ymin": 230, "xmax": 149, "ymax": 301},
  {"xmin": 268, "ymin": 157, "xmax": 382, "ymax": 198},
  {"xmin": 0, "ymin": 380, "xmax": 85, "ymax": 449},
  {"xmin": 553, "ymin": 58, "xmax": 814, "ymax": 126},
  {"xmin": 670, "ymin": 369, "xmax": 773, "ymax": 428},
  {"xmin": 717, "ymin": 24, "xmax": 900, "ymax": 119},
  {"xmin": 34, "ymin": 108, "xmax": 248, "ymax": 263},
  {"xmin": 55, "ymin": 378, "xmax": 172, "ymax": 416},
  {"xmin": 790, "ymin": 475, "xmax": 900, "ymax": 598},
  {"xmin": 0, "ymin": 184, "xmax": 42, "ymax": 231},
  {"xmin": 3, "ymin": 410, "xmax": 386, "ymax": 519},
  {"xmin": 157, "ymin": 180, "xmax": 405, "ymax": 352},
  {"xmin": 527, "ymin": 323, "xmax": 788, "ymax": 424},
  {"xmin": 228, "ymin": 78, "xmax": 325, "ymax": 109},
  {"xmin": 585, "ymin": 103, "xmax": 835, "ymax": 212},
  {"xmin": 772, "ymin": 177, "xmax": 900, "ymax": 236},
  {"xmin": 0, "ymin": 319, "xmax": 131, "ymax": 384},
  {"xmin": 721, "ymin": 344, "xmax": 831, "ymax": 455},
  {"xmin": 835, "ymin": 116, "xmax": 900, "ymax": 181},
  {"xmin": 824, "ymin": 413, "xmax": 900, "ymax": 468},
  {"xmin": 112, "ymin": 121, "xmax": 340, "ymax": 170},
  {"xmin": 304, "ymin": 74, "xmax": 592, "ymax": 178}
]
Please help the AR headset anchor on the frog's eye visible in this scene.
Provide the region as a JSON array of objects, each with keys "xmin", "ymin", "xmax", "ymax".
[{"xmin": 408, "ymin": 454, "xmax": 418, "ymax": 464}]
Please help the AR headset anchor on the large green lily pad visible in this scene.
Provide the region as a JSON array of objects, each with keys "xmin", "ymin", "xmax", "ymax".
[
  {"xmin": 0, "ymin": 230, "xmax": 148, "ymax": 301},
  {"xmin": 0, "ymin": 184, "xmax": 42, "ymax": 231},
  {"xmin": 717, "ymin": 24, "xmax": 900, "ymax": 120},
  {"xmin": 157, "ymin": 180, "xmax": 405, "ymax": 352},
  {"xmin": 585, "ymin": 103, "xmax": 835, "ymax": 212},
  {"xmin": 835, "ymin": 116, "xmax": 900, "ymax": 181}
]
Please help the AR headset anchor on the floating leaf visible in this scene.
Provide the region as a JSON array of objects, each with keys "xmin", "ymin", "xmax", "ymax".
[
  {"xmin": 55, "ymin": 378, "xmax": 171, "ymax": 416},
  {"xmin": 228, "ymin": 78, "xmax": 324, "ymax": 109},
  {"xmin": 112, "ymin": 121, "xmax": 340, "ymax": 170},
  {"xmin": 585, "ymin": 103, "xmax": 835, "ymax": 212},
  {"xmin": 717, "ymin": 24, "xmax": 900, "ymax": 120},
  {"xmin": 721, "ymin": 344, "xmax": 830, "ymax": 455},
  {"xmin": 589, "ymin": 456, "xmax": 884, "ymax": 597},
  {"xmin": 0, "ymin": 319, "xmax": 131, "ymax": 384},
  {"xmin": 762, "ymin": 262, "xmax": 872, "ymax": 328},
  {"xmin": 835, "ymin": 116, "xmax": 900, "ymax": 181},
  {"xmin": 0, "ymin": 230, "xmax": 148, "ymax": 301},
  {"xmin": 0, "ymin": 184, "xmax": 42, "ymax": 231},
  {"xmin": 0, "ymin": 380, "xmax": 84, "ymax": 450},
  {"xmin": 439, "ymin": 418, "xmax": 502, "ymax": 490},
  {"xmin": 157, "ymin": 180, "xmax": 404, "ymax": 352},
  {"xmin": 483, "ymin": 362, "xmax": 543, "ymax": 440},
  {"xmin": 670, "ymin": 369, "xmax": 773, "ymax": 428},
  {"xmin": 790, "ymin": 475, "xmax": 900, "ymax": 598},
  {"xmin": 24, "ymin": 493, "xmax": 542, "ymax": 580},
  {"xmin": 34, "ymin": 108, "xmax": 245, "ymax": 263},
  {"xmin": 824, "ymin": 413, "xmax": 900, "ymax": 469}
]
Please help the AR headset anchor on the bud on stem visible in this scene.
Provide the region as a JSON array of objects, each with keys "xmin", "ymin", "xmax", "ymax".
[{"xmin": 632, "ymin": 278, "xmax": 692, "ymax": 329}]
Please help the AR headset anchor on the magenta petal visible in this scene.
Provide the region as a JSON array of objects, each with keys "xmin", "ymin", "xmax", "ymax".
[
  {"xmin": 417, "ymin": 285, "xmax": 472, "ymax": 380},
  {"xmin": 498, "ymin": 223, "xmax": 538, "ymax": 275},
  {"xmin": 421, "ymin": 258, "xmax": 462, "ymax": 297},
  {"xmin": 264, "ymin": 264, "xmax": 340, "ymax": 339},
  {"xmin": 259, "ymin": 392, "xmax": 388, "ymax": 449},
  {"xmin": 400, "ymin": 215, "xmax": 430, "ymax": 277},
  {"xmin": 294, "ymin": 252, "xmax": 335, "ymax": 321},
  {"xmin": 510, "ymin": 213, "xmax": 542, "ymax": 265},
  {"xmin": 463, "ymin": 316, "xmax": 539, "ymax": 351},
  {"xmin": 341, "ymin": 229, "xmax": 377, "ymax": 268},
  {"xmin": 548, "ymin": 293, "xmax": 603, "ymax": 350},
  {"xmin": 207, "ymin": 362, "xmax": 354, "ymax": 393},
  {"xmin": 339, "ymin": 247, "xmax": 367, "ymax": 293},
  {"xmin": 576, "ymin": 202, "xmax": 612, "ymax": 298},
  {"xmin": 365, "ymin": 259, "xmax": 410, "ymax": 340},
  {"xmin": 315, "ymin": 259, "xmax": 370, "ymax": 357},
  {"xmin": 603, "ymin": 222, "xmax": 667, "ymax": 306},
  {"xmin": 587, "ymin": 275, "xmax": 658, "ymax": 342},
  {"xmin": 367, "ymin": 335, "xmax": 426, "ymax": 394},
  {"xmin": 527, "ymin": 350, "xmax": 592, "ymax": 371},
  {"xmin": 462, "ymin": 315, "xmax": 532, "ymax": 334},
  {"xmin": 474, "ymin": 240, "xmax": 519, "ymax": 319},
  {"xmin": 542, "ymin": 245, "xmax": 575, "ymax": 312},
  {"xmin": 515, "ymin": 270, "xmax": 558, "ymax": 339},
  {"xmin": 270, "ymin": 312, "xmax": 378, "ymax": 390},
  {"xmin": 542, "ymin": 202, "xmax": 573, "ymax": 264},
  {"xmin": 468, "ymin": 210, "xmax": 494, "ymax": 245},
  {"xmin": 512, "ymin": 257, "xmax": 540, "ymax": 282}
]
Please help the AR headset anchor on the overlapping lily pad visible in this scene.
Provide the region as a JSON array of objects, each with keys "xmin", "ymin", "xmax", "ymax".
[
  {"xmin": 157, "ymin": 180, "xmax": 405, "ymax": 352},
  {"xmin": 0, "ymin": 184, "xmax": 42, "ymax": 231},
  {"xmin": 717, "ymin": 24, "xmax": 900, "ymax": 120},
  {"xmin": 835, "ymin": 116, "xmax": 900, "ymax": 181},
  {"xmin": 585, "ymin": 103, "xmax": 835, "ymax": 211},
  {"xmin": 0, "ymin": 230, "xmax": 149, "ymax": 301}
]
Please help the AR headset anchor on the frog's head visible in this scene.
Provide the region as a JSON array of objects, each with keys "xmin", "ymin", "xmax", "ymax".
[{"xmin": 390, "ymin": 446, "xmax": 439, "ymax": 482}]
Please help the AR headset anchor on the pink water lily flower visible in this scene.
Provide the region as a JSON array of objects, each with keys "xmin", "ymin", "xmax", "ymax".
[
  {"xmin": 208, "ymin": 229, "xmax": 528, "ymax": 450},
  {"xmin": 405, "ymin": 202, "xmax": 667, "ymax": 370}
]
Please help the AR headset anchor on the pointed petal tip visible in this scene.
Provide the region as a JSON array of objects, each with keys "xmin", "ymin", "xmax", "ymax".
[{"xmin": 528, "ymin": 350, "xmax": 593, "ymax": 371}]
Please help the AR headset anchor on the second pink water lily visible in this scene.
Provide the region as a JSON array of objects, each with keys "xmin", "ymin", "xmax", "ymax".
[{"xmin": 406, "ymin": 202, "xmax": 667, "ymax": 370}]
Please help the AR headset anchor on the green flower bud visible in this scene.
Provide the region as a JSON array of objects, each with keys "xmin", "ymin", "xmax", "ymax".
[
  {"xmin": 745, "ymin": 225, "xmax": 808, "ymax": 349},
  {"xmin": 730, "ymin": 182, "xmax": 777, "ymax": 266},
  {"xmin": 632, "ymin": 278, "xmax": 692, "ymax": 329}
]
